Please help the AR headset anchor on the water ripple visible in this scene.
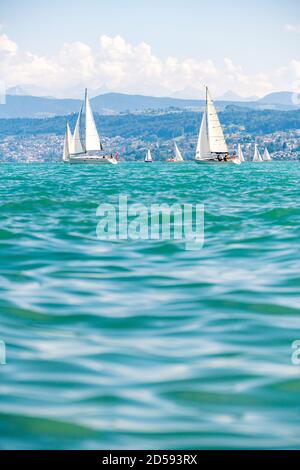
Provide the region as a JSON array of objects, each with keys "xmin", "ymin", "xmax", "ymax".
[{"xmin": 0, "ymin": 162, "xmax": 300, "ymax": 449}]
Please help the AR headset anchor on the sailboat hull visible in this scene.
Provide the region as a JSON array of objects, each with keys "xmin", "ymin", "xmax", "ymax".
[
  {"xmin": 68, "ymin": 155, "xmax": 118, "ymax": 165},
  {"xmin": 195, "ymin": 158, "xmax": 241, "ymax": 165}
]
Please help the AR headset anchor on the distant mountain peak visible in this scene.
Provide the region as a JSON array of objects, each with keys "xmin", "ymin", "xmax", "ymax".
[
  {"xmin": 171, "ymin": 86, "xmax": 205, "ymax": 100},
  {"xmin": 7, "ymin": 84, "xmax": 55, "ymax": 99},
  {"xmin": 7, "ymin": 85, "xmax": 29, "ymax": 96},
  {"xmin": 258, "ymin": 91, "xmax": 296, "ymax": 106},
  {"xmin": 217, "ymin": 90, "xmax": 259, "ymax": 102}
]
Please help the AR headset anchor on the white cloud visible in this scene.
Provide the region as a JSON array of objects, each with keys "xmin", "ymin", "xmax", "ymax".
[
  {"xmin": 285, "ymin": 24, "xmax": 300, "ymax": 34},
  {"xmin": 0, "ymin": 33, "xmax": 18, "ymax": 55},
  {"xmin": 0, "ymin": 32, "xmax": 298, "ymax": 99},
  {"xmin": 290, "ymin": 59, "xmax": 300, "ymax": 78}
]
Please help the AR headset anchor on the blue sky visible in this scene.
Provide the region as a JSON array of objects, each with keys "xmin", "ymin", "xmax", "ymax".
[{"xmin": 1, "ymin": 0, "xmax": 299, "ymax": 97}]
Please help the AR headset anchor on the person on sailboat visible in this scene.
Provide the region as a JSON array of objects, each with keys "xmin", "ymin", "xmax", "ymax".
[{"xmin": 217, "ymin": 154, "xmax": 227, "ymax": 161}]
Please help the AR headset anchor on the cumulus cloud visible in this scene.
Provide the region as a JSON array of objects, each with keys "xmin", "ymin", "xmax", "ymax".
[
  {"xmin": 285, "ymin": 24, "xmax": 300, "ymax": 34},
  {"xmin": 0, "ymin": 31, "xmax": 298, "ymax": 99},
  {"xmin": 0, "ymin": 33, "xmax": 18, "ymax": 55}
]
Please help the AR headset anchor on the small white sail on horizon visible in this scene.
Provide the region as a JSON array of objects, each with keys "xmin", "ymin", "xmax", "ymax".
[
  {"xmin": 145, "ymin": 149, "xmax": 153, "ymax": 162},
  {"xmin": 238, "ymin": 144, "xmax": 245, "ymax": 162},
  {"xmin": 263, "ymin": 147, "xmax": 272, "ymax": 161},
  {"xmin": 253, "ymin": 144, "xmax": 263, "ymax": 162},
  {"xmin": 174, "ymin": 142, "xmax": 184, "ymax": 161}
]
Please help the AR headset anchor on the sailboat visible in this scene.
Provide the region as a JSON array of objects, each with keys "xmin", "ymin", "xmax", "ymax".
[
  {"xmin": 195, "ymin": 87, "xmax": 240, "ymax": 164},
  {"xmin": 167, "ymin": 142, "xmax": 184, "ymax": 162},
  {"xmin": 237, "ymin": 143, "xmax": 245, "ymax": 162},
  {"xmin": 145, "ymin": 149, "xmax": 153, "ymax": 162},
  {"xmin": 263, "ymin": 147, "xmax": 272, "ymax": 162},
  {"xmin": 253, "ymin": 144, "xmax": 263, "ymax": 162},
  {"xmin": 62, "ymin": 89, "xmax": 118, "ymax": 164}
]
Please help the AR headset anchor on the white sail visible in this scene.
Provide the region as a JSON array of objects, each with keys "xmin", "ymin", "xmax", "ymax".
[
  {"xmin": 84, "ymin": 88, "xmax": 101, "ymax": 151},
  {"xmin": 72, "ymin": 106, "xmax": 85, "ymax": 154},
  {"xmin": 238, "ymin": 143, "xmax": 245, "ymax": 162},
  {"xmin": 253, "ymin": 144, "xmax": 263, "ymax": 162},
  {"xmin": 63, "ymin": 137, "xmax": 69, "ymax": 161},
  {"xmin": 206, "ymin": 88, "xmax": 228, "ymax": 154},
  {"xmin": 145, "ymin": 149, "xmax": 152, "ymax": 162},
  {"xmin": 66, "ymin": 122, "xmax": 74, "ymax": 155},
  {"xmin": 63, "ymin": 123, "xmax": 72, "ymax": 161},
  {"xmin": 263, "ymin": 147, "xmax": 272, "ymax": 161},
  {"xmin": 174, "ymin": 142, "xmax": 184, "ymax": 161},
  {"xmin": 195, "ymin": 108, "xmax": 211, "ymax": 160}
]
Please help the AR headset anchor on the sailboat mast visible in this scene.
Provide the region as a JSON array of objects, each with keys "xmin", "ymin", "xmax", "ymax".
[
  {"xmin": 205, "ymin": 86, "xmax": 208, "ymax": 140},
  {"xmin": 84, "ymin": 88, "xmax": 87, "ymax": 153}
]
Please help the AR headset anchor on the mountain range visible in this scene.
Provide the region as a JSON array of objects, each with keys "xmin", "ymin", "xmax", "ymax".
[{"xmin": 0, "ymin": 90, "xmax": 298, "ymax": 118}]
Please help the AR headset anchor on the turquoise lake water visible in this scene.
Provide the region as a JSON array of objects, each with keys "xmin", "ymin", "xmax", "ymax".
[{"xmin": 0, "ymin": 161, "xmax": 300, "ymax": 449}]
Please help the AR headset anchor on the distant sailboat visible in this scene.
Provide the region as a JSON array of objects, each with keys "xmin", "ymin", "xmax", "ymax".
[
  {"xmin": 145, "ymin": 149, "xmax": 153, "ymax": 162},
  {"xmin": 253, "ymin": 144, "xmax": 263, "ymax": 162},
  {"xmin": 195, "ymin": 87, "xmax": 240, "ymax": 164},
  {"xmin": 167, "ymin": 142, "xmax": 184, "ymax": 162},
  {"xmin": 237, "ymin": 144, "xmax": 245, "ymax": 162},
  {"xmin": 63, "ymin": 89, "xmax": 117, "ymax": 164},
  {"xmin": 263, "ymin": 147, "xmax": 272, "ymax": 161}
]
